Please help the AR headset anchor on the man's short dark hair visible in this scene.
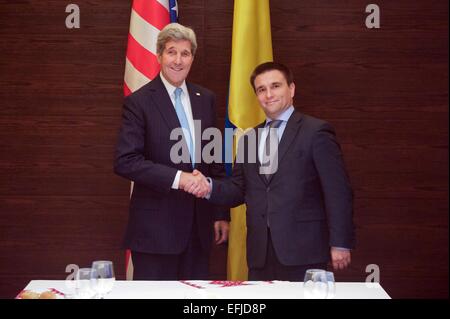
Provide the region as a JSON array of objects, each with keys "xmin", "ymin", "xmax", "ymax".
[{"xmin": 250, "ymin": 62, "xmax": 294, "ymax": 91}]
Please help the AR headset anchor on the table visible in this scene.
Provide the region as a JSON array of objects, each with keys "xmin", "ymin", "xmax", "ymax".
[{"xmin": 19, "ymin": 280, "xmax": 391, "ymax": 299}]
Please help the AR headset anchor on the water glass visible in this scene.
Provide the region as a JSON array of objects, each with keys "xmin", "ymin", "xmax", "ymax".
[
  {"xmin": 91, "ymin": 260, "xmax": 115, "ymax": 298},
  {"xmin": 75, "ymin": 268, "xmax": 97, "ymax": 299},
  {"xmin": 303, "ymin": 269, "xmax": 328, "ymax": 299}
]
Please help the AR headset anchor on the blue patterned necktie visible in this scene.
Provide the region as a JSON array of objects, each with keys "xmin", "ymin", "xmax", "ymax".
[{"xmin": 174, "ymin": 87, "xmax": 194, "ymax": 167}]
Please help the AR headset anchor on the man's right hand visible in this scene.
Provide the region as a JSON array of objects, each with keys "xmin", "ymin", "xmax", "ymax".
[{"xmin": 179, "ymin": 170, "xmax": 211, "ymax": 198}]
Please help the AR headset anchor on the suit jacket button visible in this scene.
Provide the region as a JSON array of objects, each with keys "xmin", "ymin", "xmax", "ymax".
[{"xmin": 266, "ymin": 187, "xmax": 270, "ymax": 192}]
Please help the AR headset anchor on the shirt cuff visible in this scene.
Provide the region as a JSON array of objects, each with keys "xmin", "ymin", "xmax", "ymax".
[
  {"xmin": 204, "ymin": 177, "xmax": 213, "ymax": 199},
  {"xmin": 332, "ymin": 247, "xmax": 350, "ymax": 251},
  {"xmin": 171, "ymin": 170, "xmax": 182, "ymax": 189}
]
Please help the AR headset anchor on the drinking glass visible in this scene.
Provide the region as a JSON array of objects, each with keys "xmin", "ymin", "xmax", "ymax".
[
  {"xmin": 91, "ymin": 260, "xmax": 115, "ymax": 299},
  {"xmin": 303, "ymin": 269, "xmax": 328, "ymax": 299},
  {"xmin": 325, "ymin": 271, "xmax": 336, "ymax": 299},
  {"xmin": 75, "ymin": 268, "xmax": 97, "ymax": 299}
]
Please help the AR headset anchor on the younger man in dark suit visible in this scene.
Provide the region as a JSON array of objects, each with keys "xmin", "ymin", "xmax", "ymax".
[{"xmin": 188, "ymin": 62, "xmax": 355, "ymax": 281}]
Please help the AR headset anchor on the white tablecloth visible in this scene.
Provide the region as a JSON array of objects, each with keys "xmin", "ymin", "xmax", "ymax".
[{"xmin": 20, "ymin": 280, "xmax": 390, "ymax": 299}]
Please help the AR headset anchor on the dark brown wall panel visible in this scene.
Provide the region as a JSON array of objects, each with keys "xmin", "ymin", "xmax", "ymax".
[{"xmin": 0, "ymin": 0, "xmax": 447, "ymax": 298}]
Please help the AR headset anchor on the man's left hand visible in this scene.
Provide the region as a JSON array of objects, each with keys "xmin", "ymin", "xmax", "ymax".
[{"xmin": 214, "ymin": 221, "xmax": 229, "ymax": 244}]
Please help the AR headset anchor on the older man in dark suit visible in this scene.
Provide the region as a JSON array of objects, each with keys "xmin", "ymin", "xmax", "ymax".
[
  {"xmin": 189, "ymin": 62, "xmax": 355, "ymax": 281},
  {"xmin": 114, "ymin": 23, "xmax": 229, "ymax": 280}
]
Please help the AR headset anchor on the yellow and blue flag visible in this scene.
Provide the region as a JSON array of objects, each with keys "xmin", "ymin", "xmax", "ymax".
[{"xmin": 225, "ymin": 0, "xmax": 273, "ymax": 280}]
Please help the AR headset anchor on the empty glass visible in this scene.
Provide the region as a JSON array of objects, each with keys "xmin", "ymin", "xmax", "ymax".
[
  {"xmin": 91, "ymin": 260, "xmax": 115, "ymax": 299},
  {"xmin": 303, "ymin": 269, "xmax": 328, "ymax": 299},
  {"xmin": 75, "ymin": 268, "xmax": 97, "ymax": 299}
]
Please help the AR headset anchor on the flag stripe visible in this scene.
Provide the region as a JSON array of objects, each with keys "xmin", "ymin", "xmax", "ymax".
[
  {"xmin": 156, "ymin": 0, "xmax": 170, "ymax": 11},
  {"xmin": 124, "ymin": 57, "xmax": 151, "ymax": 93},
  {"xmin": 132, "ymin": 0, "xmax": 170, "ymax": 30},
  {"xmin": 129, "ymin": 9, "xmax": 161, "ymax": 56},
  {"xmin": 123, "ymin": 83, "xmax": 132, "ymax": 97},
  {"xmin": 126, "ymin": 33, "xmax": 160, "ymax": 80}
]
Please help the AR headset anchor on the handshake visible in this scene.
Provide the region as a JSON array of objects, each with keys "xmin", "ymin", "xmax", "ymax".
[{"xmin": 179, "ymin": 169, "xmax": 211, "ymax": 198}]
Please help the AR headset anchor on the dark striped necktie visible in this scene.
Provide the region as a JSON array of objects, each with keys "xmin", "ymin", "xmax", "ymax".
[{"xmin": 261, "ymin": 119, "xmax": 283, "ymax": 181}]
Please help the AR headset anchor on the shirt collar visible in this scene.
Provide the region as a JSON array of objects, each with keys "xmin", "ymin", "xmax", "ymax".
[
  {"xmin": 265, "ymin": 106, "xmax": 295, "ymax": 126},
  {"xmin": 160, "ymin": 72, "xmax": 188, "ymax": 97}
]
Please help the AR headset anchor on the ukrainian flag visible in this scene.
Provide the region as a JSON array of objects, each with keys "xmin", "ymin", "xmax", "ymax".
[{"xmin": 226, "ymin": 0, "xmax": 273, "ymax": 280}]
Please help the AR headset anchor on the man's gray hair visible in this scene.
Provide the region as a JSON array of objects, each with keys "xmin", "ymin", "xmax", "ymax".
[{"xmin": 157, "ymin": 23, "xmax": 197, "ymax": 56}]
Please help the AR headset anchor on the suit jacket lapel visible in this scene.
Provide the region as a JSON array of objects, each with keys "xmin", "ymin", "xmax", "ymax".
[
  {"xmin": 277, "ymin": 110, "xmax": 303, "ymax": 165},
  {"xmin": 149, "ymin": 75, "xmax": 181, "ymax": 132},
  {"xmin": 186, "ymin": 82, "xmax": 203, "ymax": 123}
]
